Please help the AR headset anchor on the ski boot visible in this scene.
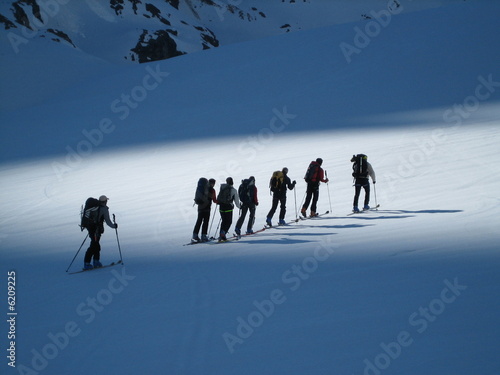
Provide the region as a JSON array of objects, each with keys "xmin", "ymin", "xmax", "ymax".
[
  {"xmin": 266, "ymin": 217, "xmax": 272, "ymax": 227},
  {"xmin": 218, "ymin": 231, "xmax": 227, "ymax": 242},
  {"xmin": 363, "ymin": 205, "xmax": 370, "ymax": 211},
  {"xmin": 83, "ymin": 263, "xmax": 93, "ymax": 270},
  {"xmin": 93, "ymin": 260, "xmax": 103, "ymax": 268},
  {"xmin": 191, "ymin": 234, "xmax": 201, "ymax": 243},
  {"xmin": 310, "ymin": 211, "xmax": 318, "ymax": 217},
  {"xmin": 201, "ymin": 234, "xmax": 210, "ymax": 242},
  {"xmin": 278, "ymin": 219, "xmax": 286, "ymax": 226},
  {"xmin": 353, "ymin": 206, "xmax": 360, "ymax": 213}
]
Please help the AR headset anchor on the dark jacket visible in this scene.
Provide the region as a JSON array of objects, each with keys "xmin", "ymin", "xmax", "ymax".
[{"xmin": 274, "ymin": 175, "xmax": 295, "ymax": 197}]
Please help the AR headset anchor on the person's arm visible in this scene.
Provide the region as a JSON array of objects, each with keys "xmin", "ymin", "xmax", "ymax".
[
  {"xmin": 102, "ymin": 207, "xmax": 117, "ymax": 228},
  {"xmin": 232, "ymin": 187, "xmax": 241, "ymax": 209},
  {"xmin": 319, "ymin": 168, "xmax": 329, "ymax": 183},
  {"xmin": 368, "ymin": 163, "xmax": 376, "ymax": 183}
]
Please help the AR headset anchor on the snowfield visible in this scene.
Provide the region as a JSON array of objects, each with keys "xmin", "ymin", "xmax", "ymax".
[{"xmin": 1, "ymin": 1, "xmax": 500, "ymax": 375}]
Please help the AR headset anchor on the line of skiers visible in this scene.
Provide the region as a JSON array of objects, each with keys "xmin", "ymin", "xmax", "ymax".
[
  {"xmin": 191, "ymin": 154, "xmax": 376, "ymax": 243},
  {"xmin": 76, "ymin": 155, "xmax": 376, "ymax": 270}
]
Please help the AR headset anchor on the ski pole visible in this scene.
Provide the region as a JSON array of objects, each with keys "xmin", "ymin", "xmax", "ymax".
[
  {"xmin": 325, "ymin": 170, "xmax": 333, "ymax": 213},
  {"xmin": 208, "ymin": 204, "xmax": 218, "ymax": 238},
  {"xmin": 299, "ymin": 189, "xmax": 306, "ymax": 210},
  {"xmin": 66, "ymin": 233, "xmax": 89, "ymax": 272},
  {"xmin": 214, "ymin": 217, "xmax": 222, "ymax": 237},
  {"xmin": 112, "ymin": 214, "xmax": 123, "ymax": 264},
  {"xmin": 293, "ymin": 186, "xmax": 298, "ymax": 221},
  {"xmin": 373, "ymin": 183, "xmax": 379, "ymax": 208}
]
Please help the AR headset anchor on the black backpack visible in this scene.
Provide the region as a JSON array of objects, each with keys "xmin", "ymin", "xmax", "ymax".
[
  {"xmin": 304, "ymin": 162, "xmax": 319, "ymax": 183},
  {"xmin": 217, "ymin": 184, "xmax": 233, "ymax": 205},
  {"xmin": 194, "ymin": 178, "xmax": 209, "ymax": 205},
  {"xmin": 238, "ymin": 179, "xmax": 253, "ymax": 205},
  {"xmin": 80, "ymin": 197, "xmax": 100, "ymax": 231},
  {"xmin": 352, "ymin": 154, "xmax": 368, "ymax": 178}
]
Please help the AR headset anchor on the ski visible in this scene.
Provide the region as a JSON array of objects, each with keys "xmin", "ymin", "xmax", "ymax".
[
  {"xmin": 233, "ymin": 227, "xmax": 267, "ymax": 240},
  {"xmin": 298, "ymin": 211, "xmax": 330, "ymax": 220},
  {"xmin": 183, "ymin": 237, "xmax": 216, "ymax": 246},
  {"xmin": 68, "ymin": 260, "xmax": 123, "ymax": 275},
  {"xmin": 265, "ymin": 218, "xmax": 297, "ymax": 228},
  {"xmin": 208, "ymin": 236, "xmax": 240, "ymax": 244},
  {"xmin": 347, "ymin": 205, "xmax": 380, "ymax": 216},
  {"xmin": 207, "ymin": 227, "xmax": 268, "ymax": 244}
]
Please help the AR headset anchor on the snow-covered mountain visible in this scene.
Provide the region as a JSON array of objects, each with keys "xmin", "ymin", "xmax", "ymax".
[
  {"xmin": 1, "ymin": 1, "xmax": 499, "ymax": 374},
  {"xmin": 1, "ymin": 0, "xmax": 457, "ymax": 63}
]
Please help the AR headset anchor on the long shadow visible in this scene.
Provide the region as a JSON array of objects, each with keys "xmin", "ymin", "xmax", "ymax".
[
  {"xmin": 376, "ymin": 209, "xmax": 463, "ymax": 214},
  {"xmin": 296, "ymin": 223, "xmax": 373, "ymax": 229},
  {"xmin": 272, "ymin": 231, "xmax": 336, "ymax": 237},
  {"xmin": 241, "ymin": 238, "xmax": 314, "ymax": 245},
  {"xmin": 340, "ymin": 209, "xmax": 463, "ymax": 221},
  {"xmin": 343, "ymin": 215, "xmax": 415, "ymax": 220}
]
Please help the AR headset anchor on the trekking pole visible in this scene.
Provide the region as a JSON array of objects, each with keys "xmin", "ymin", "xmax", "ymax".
[
  {"xmin": 294, "ymin": 186, "xmax": 298, "ymax": 221},
  {"xmin": 298, "ymin": 190, "xmax": 306, "ymax": 215},
  {"xmin": 66, "ymin": 233, "xmax": 88, "ymax": 272},
  {"xmin": 373, "ymin": 183, "xmax": 379, "ymax": 208},
  {"xmin": 325, "ymin": 170, "xmax": 333, "ymax": 213},
  {"xmin": 207, "ymin": 203, "xmax": 219, "ymax": 238},
  {"xmin": 208, "ymin": 204, "xmax": 218, "ymax": 239},
  {"xmin": 112, "ymin": 214, "xmax": 124, "ymax": 264},
  {"xmin": 214, "ymin": 217, "xmax": 222, "ymax": 238}
]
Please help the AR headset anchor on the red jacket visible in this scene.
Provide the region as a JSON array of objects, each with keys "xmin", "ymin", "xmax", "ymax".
[{"xmin": 308, "ymin": 161, "xmax": 328, "ymax": 183}]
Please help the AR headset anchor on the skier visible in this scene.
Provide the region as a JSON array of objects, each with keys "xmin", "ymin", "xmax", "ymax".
[
  {"xmin": 235, "ymin": 176, "xmax": 259, "ymax": 236},
  {"xmin": 217, "ymin": 177, "xmax": 241, "ymax": 241},
  {"xmin": 351, "ymin": 154, "xmax": 376, "ymax": 212},
  {"xmin": 266, "ymin": 167, "xmax": 296, "ymax": 226},
  {"xmin": 192, "ymin": 178, "xmax": 217, "ymax": 243},
  {"xmin": 83, "ymin": 195, "xmax": 118, "ymax": 270},
  {"xmin": 301, "ymin": 158, "xmax": 329, "ymax": 218}
]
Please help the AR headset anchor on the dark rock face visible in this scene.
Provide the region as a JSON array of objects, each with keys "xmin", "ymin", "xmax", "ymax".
[
  {"xmin": 130, "ymin": 29, "xmax": 185, "ymax": 63},
  {"xmin": 0, "ymin": 0, "xmax": 296, "ymax": 63}
]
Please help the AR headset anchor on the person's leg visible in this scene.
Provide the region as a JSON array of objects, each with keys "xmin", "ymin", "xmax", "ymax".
[
  {"xmin": 235, "ymin": 206, "xmax": 248, "ymax": 232},
  {"xmin": 201, "ymin": 211, "xmax": 210, "ymax": 237},
  {"xmin": 353, "ymin": 185, "xmax": 362, "ymax": 208},
  {"xmin": 311, "ymin": 185, "xmax": 320, "ymax": 213},
  {"xmin": 247, "ymin": 205, "xmax": 256, "ymax": 232},
  {"xmin": 278, "ymin": 196, "xmax": 287, "ymax": 221},
  {"xmin": 363, "ymin": 183, "xmax": 371, "ymax": 208},
  {"xmin": 84, "ymin": 228, "xmax": 101, "ymax": 267}
]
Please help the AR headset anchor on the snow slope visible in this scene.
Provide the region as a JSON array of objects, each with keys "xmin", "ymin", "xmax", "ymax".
[{"xmin": 1, "ymin": 1, "xmax": 500, "ymax": 375}]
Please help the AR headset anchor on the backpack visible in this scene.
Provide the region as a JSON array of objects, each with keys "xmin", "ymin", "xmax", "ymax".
[
  {"xmin": 304, "ymin": 162, "xmax": 319, "ymax": 183},
  {"xmin": 217, "ymin": 184, "xmax": 233, "ymax": 205},
  {"xmin": 352, "ymin": 154, "xmax": 368, "ymax": 178},
  {"xmin": 80, "ymin": 197, "xmax": 100, "ymax": 231},
  {"xmin": 238, "ymin": 179, "xmax": 253, "ymax": 205},
  {"xmin": 194, "ymin": 177, "xmax": 209, "ymax": 205},
  {"xmin": 269, "ymin": 171, "xmax": 284, "ymax": 193}
]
